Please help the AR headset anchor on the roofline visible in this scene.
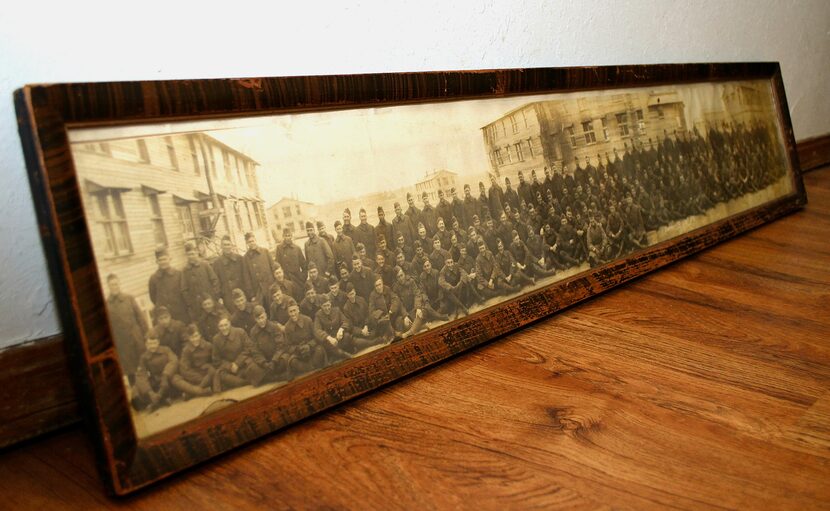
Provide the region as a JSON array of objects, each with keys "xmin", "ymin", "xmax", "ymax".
[{"xmin": 480, "ymin": 101, "xmax": 545, "ymax": 130}]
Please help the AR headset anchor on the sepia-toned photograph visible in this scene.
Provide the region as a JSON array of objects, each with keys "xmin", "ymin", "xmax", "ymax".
[{"xmin": 67, "ymin": 78, "xmax": 792, "ymax": 438}]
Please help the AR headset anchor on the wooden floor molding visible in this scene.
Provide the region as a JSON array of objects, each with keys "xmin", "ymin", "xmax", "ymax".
[{"xmin": 0, "ymin": 133, "xmax": 827, "ymax": 451}]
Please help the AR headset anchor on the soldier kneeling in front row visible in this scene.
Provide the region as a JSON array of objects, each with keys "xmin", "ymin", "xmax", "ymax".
[
  {"xmin": 171, "ymin": 323, "xmax": 215, "ymax": 399},
  {"xmin": 131, "ymin": 331, "xmax": 178, "ymax": 411}
]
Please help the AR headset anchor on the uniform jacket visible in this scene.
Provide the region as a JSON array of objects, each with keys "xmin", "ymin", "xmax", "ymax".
[
  {"xmin": 148, "ymin": 267, "xmax": 189, "ymax": 323},
  {"xmin": 313, "ymin": 307, "xmax": 348, "ymax": 341},
  {"xmin": 244, "ymin": 247, "xmax": 276, "ymax": 300},
  {"xmin": 181, "ymin": 260, "xmax": 220, "ymax": 318},
  {"xmin": 213, "ymin": 253, "xmax": 252, "ymax": 308},
  {"xmin": 275, "ymin": 241, "xmax": 307, "ymax": 286},
  {"xmin": 332, "ymin": 234, "xmax": 356, "ymax": 272},
  {"xmin": 212, "ymin": 327, "xmax": 251, "ymax": 368},
  {"xmin": 305, "ymin": 236, "xmax": 335, "ymax": 276},
  {"xmin": 107, "ymin": 292, "xmax": 148, "ymax": 377},
  {"xmin": 342, "ymin": 296, "xmax": 370, "ymax": 334},
  {"xmin": 179, "ymin": 341, "xmax": 214, "ymax": 383}
]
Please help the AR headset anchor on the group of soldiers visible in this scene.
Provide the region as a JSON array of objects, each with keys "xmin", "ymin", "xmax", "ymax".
[{"xmin": 107, "ymin": 120, "xmax": 784, "ymax": 412}]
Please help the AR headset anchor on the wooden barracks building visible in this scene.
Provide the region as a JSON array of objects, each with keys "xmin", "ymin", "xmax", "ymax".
[
  {"xmin": 480, "ymin": 91, "xmax": 687, "ymax": 184},
  {"xmin": 71, "ymin": 132, "xmax": 270, "ymax": 318}
]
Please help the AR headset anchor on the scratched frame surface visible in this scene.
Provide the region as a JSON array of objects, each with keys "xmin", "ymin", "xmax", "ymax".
[{"xmin": 15, "ymin": 64, "xmax": 805, "ymax": 495}]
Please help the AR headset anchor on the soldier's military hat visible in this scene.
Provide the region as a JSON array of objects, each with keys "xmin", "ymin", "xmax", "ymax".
[
  {"xmin": 464, "ymin": 183, "xmax": 470, "ymax": 189},
  {"xmin": 393, "ymin": 201, "xmax": 401, "ymax": 208},
  {"xmin": 154, "ymin": 306, "xmax": 170, "ymax": 318},
  {"xmin": 328, "ymin": 276, "xmax": 339, "ymax": 286},
  {"xmin": 305, "ymin": 221, "xmax": 314, "ymax": 229},
  {"xmin": 244, "ymin": 231, "xmax": 255, "ymax": 240},
  {"xmin": 307, "ymin": 261, "xmax": 318, "ymax": 270},
  {"xmin": 283, "ymin": 227, "xmax": 292, "ymax": 235},
  {"xmin": 316, "ymin": 220, "xmax": 325, "ymax": 229},
  {"xmin": 232, "ymin": 288, "xmax": 246, "ymax": 300},
  {"xmin": 343, "ymin": 207, "xmax": 351, "ymax": 215},
  {"xmin": 253, "ymin": 305, "xmax": 266, "ymax": 317},
  {"xmin": 421, "ymin": 191, "xmax": 428, "ymax": 199},
  {"xmin": 319, "ymin": 294, "xmax": 331, "ymax": 305},
  {"xmin": 344, "ymin": 282, "xmax": 356, "ymax": 293},
  {"xmin": 406, "ymin": 192, "xmax": 412, "ymax": 199},
  {"xmin": 377, "ymin": 206, "xmax": 384, "ymax": 213},
  {"xmin": 334, "ymin": 220, "xmax": 342, "ymax": 228},
  {"xmin": 450, "ymin": 187, "xmax": 456, "ymax": 193}
]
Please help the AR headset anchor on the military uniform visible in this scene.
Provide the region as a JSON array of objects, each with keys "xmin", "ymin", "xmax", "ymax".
[
  {"xmin": 132, "ymin": 346, "xmax": 178, "ymax": 410},
  {"xmin": 305, "ymin": 235, "xmax": 335, "ymax": 277},
  {"xmin": 212, "ymin": 253, "xmax": 251, "ymax": 309},
  {"xmin": 275, "ymin": 241, "xmax": 307, "ymax": 290},
  {"xmin": 107, "ymin": 292, "xmax": 148, "ymax": 379},
  {"xmin": 148, "ymin": 267, "xmax": 189, "ymax": 324},
  {"xmin": 181, "ymin": 260, "xmax": 220, "ymax": 321},
  {"xmin": 172, "ymin": 340, "xmax": 214, "ymax": 397}
]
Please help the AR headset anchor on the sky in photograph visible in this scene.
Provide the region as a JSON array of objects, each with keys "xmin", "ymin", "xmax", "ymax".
[{"xmin": 69, "ymin": 80, "xmax": 770, "ymax": 208}]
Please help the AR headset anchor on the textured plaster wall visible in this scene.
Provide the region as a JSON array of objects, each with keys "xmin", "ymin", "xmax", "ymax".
[{"xmin": 0, "ymin": 0, "xmax": 828, "ymax": 349}]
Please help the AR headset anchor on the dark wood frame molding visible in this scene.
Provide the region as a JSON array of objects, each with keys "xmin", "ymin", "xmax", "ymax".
[{"xmin": 12, "ymin": 63, "xmax": 806, "ymax": 493}]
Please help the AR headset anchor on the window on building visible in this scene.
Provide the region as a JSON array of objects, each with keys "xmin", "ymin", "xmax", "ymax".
[
  {"xmin": 522, "ymin": 110, "xmax": 529, "ymax": 128},
  {"xmin": 295, "ymin": 205, "xmax": 301, "ymax": 215},
  {"xmin": 616, "ymin": 113, "xmax": 630, "ymax": 137},
  {"xmin": 495, "ymin": 149, "xmax": 503, "ymax": 165},
  {"xmin": 601, "ymin": 117, "xmax": 610, "ymax": 140},
  {"xmin": 235, "ymin": 156, "xmax": 243, "ymax": 184},
  {"xmin": 254, "ymin": 202, "xmax": 264, "ymax": 228},
  {"xmin": 222, "ymin": 151, "xmax": 232, "ymax": 180},
  {"xmin": 234, "ymin": 201, "xmax": 244, "ymax": 230},
  {"xmin": 636, "ymin": 109, "xmax": 646, "ymax": 134},
  {"xmin": 246, "ymin": 162, "xmax": 255, "ymax": 188},
  {"xmin": 244, "ymin": 201, "xmax": 254, "ymax": 230},
  {"xmin": 526, "ymin": 138, "xmax": 534, "ymax": 158},
  {"xmin": 296, "ymin": 221, "xmax": 304, "ymax": 232},
  {"xmin": 208, "ymin": 146, "xmax": 217, "ymax": 178},
  {"xmin": 504, "ymin": 145, "xmax": 512, "ymax": 163},
  {"xmin": 83, "ymin": 142, "xmax": 111, "ymax": 155},
  {"xmin": 566, "ymin": 126, "xmax": 577, "ymax": 147},
  {"xmin": 275, "ymin": 222, "xmax": 282, "ymax": 231},
  {"xmin": 510, "ymin": 115, "xmax": 519, "ymax": 134},
  {"xmin": 500, "ymin": 120, "xmax": 507, "ymax": 137},
  {"xmin": 197, "ymin": 202, "xmax": 212, "ymax": 234},
  {"xmin": 137, "ymin": 139, "xmax": 150, "ymax": 163},
  {"xmin": 582, "ymin": 120, "xmax": 596, "ymax": 144},
  {"xmin": 178, "ymin": 205, "xmax": 196, "ymax": 238},
  {"xmin": 164, "ymin": 137, "xmax": 178, "ymax": 170},
  {"xmin": 283, "ymin": 206, "xmax": 292, "ymax": 218},
  {"xmin": 93, "ymin": 191, "xmax": 132, "ymax": 257},
  {"xmin": 146, "ymin": 193, "xmax": 167, "ymax": 247},
  {"xmin": 657, "ymin": 107, "xmax": 665, "ymax": 120},
  {"xmin": 514, "ymin": 142, "xmax": 524, "ymax": 161},
  {"xmin": 188, "ymin": 137, "xmax": 200, "ymax": 175}
]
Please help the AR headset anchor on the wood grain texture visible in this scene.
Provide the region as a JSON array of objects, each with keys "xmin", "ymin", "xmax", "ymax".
[
  {"xmin": 0, "ymin": 165, "xmax": 827, "ymax": 509},
  {"xmin": 12, "ymin": 64, "xmax": 807, "ymax": 493},
  {"xmin": 798, "ymin": 133, "xmax": 830, "ymax": 173},
  {"xmin": 0, "ymin": 131, "xmax": 824, "ymax": 452}
]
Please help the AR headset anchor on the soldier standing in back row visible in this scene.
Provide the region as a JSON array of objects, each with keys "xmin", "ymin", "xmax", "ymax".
[
  {"xmin": 275, "ymin": 228, "xmax": 307, "ymax": 292},
  {"xmin": 107, "ymin": 273, "xmax": 148, "ymax": 381},
  {"xmin": 181, "ymin": 242, "xmax": 220, "ymax": 321},
  {"xmin": 148, "ymin": 248, "xmax": 190, "ymax": 324},
  {"xmin": 244, "ymin": 232, "xmax": 275, "ymax": 306},
  {"xmin": 213, "ymin": 235, "xmax": 251, "ymax": 310}
]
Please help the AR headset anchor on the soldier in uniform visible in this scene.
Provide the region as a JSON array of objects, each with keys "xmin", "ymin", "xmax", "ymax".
[
  {"xmin": 404, "ymin": 193, "xmax": 422, "ymax": 237},
  {"xmin": 304, "ymin": 221, "xmax": 335, "ymax": 277},
  {"xmin": 213, "ymin": 235, "xmax": 251, "ymax": 310},
  {"xmin": 248, "ymin": 305, "xmax": 292, "ymax": 382},
  {"xmin": 428, "ymin": 237, "xmax": 450, "ymax": 273},
  {"xmin": 494, "ymin": 239, "xmax": 534, "ymax": 289},
  {"xmin": 342, "ymin": 208, "xmax": 356, "ymax": 239},
  {"xmin": 488, "ymin": 174, "xmax": 505, "ymax": 219},
  {"xmin": 300, "ymin": 282, "xmax": 326, "ymax": 320},
  {"xmin": 462, "ymin": 184, "xmax": 479, "ymax": 229},
  {"xmin": 354, "ymin": 208, "xmax": 376, "ymax": 260},
  {"xmin": 131, "ymin": 332, "xmax": 178, "ymax": 411},
  {"xmin": 316, "ymin": 221, "xmax": 336, "ymax": 250},
  {"xmin": 375, "ymin": 235, "xmax": 396, "ymax": 271},
  {"xmin": 375, "ymin": 206, "xmax": 396, "ymax": 252},
  {"xmin": 450, "ymin": 188, "xmax": 465, "ymax": 231},
  {"xmin": 181, "ymin": 242, "xmax": 220, "ymax": 321},
  {"xmin": 212, "ymin": 315, "xmax": 265, "ymax": 392},
  {"xmin": 474, "ymin": 239, "xmax": 516, "ymax": 299},
  {"xmin": 313, "ymin": 296, "xmax": 354, "ymax": 359},
  {"xmin": 392, "ymin": 202, "xmax": 415, "ymax": 251},
  {"xmin": 341, "ymin": 283, "xmax": 377, "ymax": 351},
  {"xmin": 229, "ymin": 288, "xmax": 257, "ymax": 334},
  {"xmin": 374, "ymin": 252, "xmax": 397, "ymax": 287},
  {"xmin": 433, "ymin": 217, "xmax": 453, "ymax": 250},
  {"xmin": 420, "ymin": 192, "xmax": 438, "ymax": 237},
  {"xmin": 438, "ymin": 255, "xmax": 478, "ymax": 317},
  {"xmin": 152, "ymin": 306, "xmax": 187, "ymax": 357},
  {"xmin": 196, "ymin": 294, "xmax": 228, "ymax": 346},
  {"xmin": 586, "ymin": 210, "xmax": 612, "ymax": 267},
  {"xmin": 503, "ymin": 177, "xmax": 520, "ymax": 212},
  {"xmin": 106, "ymin": 273, "xmax": 148, "ymax": 381},
  {"xmin": 332, "ymin": 220, "xmax": 356, "ymax": 272},
  {"xmin": 436, "ymin": 189, "xmax": 453, "ymax": 232},
  {"xmin": 171, "ymin": 324, "xmax": 214, "ymax": 399},
  {"xmin": 517, "ymin": 171, "xmax": 533, "ymax": 209},
  {"xmin": 350, "ymin": 256, "xmax": 376, "ymax": 301},
  {"xmin": 326, "ymin": 276, "xmax": 346, "ymax": 311},
  {"xmin": 393, "ymin": 265, "xmax": 447, "ymax": 338},
  {"xmin": 243, "ymin": 232, "xmax": 276, "ymax": 306},
  {"xmin": 273, "ymin": 263, "xmax": 303, "ymax": 303},
  {"xmin": 275, "ymin": 228, "xmax": 307, "ymax": 292},
  {"xmin": 419, "ymin": 259, "xmax": 445, "ymax": 314},
  {"xmin": 410, "ymin": 241, "xmax": 429, "ymax": 283},
  {"xmin": 268, "ymin": 284, "xmax": 297, "ymax": 328},
  {"xmin": 148, "ymin": 248, "xmax": 189, "ymax": 324},
  {"xmin": 305, "ymin": 262, "xmax": 330, "ymax": 295},
  {"xmin": 368, "ymin": 276, "xmax": 404, "ymax": 343},
  {"xmin": 284, "ymin": 302, "xmax": 327, "ymax": 375}
]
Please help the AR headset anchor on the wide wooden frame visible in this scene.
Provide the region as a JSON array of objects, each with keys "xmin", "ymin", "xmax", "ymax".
[{"xmin": 15, "ymin": 63, "xmax": 806, "ymax": 495}]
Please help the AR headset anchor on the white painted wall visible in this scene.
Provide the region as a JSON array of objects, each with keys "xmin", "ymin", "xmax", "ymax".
[{"xmin": 1, "ymin": 0, "xmax": 828, "ymax": 349}]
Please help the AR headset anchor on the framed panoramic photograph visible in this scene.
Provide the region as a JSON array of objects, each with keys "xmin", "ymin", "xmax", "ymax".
[{"xmin": 15, "ymin": 63, "xmax": 806, "ymax": 494}]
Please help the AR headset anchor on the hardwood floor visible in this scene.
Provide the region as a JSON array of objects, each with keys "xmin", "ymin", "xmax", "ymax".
[{"xmin": 1, "ymin": 168, "xmax": 828, "ymax": 510}]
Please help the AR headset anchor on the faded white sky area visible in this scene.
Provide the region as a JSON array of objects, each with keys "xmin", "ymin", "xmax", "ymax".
[{"xmin": 69, "ymin": 80, "xmax": 766, "ymax": 208}]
